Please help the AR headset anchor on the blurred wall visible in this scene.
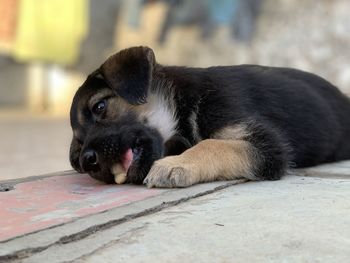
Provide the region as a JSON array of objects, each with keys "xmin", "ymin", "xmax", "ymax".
[
  {"xmin": 0, "ymin": 0, "xmax": 349, "ymax": 116},
  {"xmin": 0, "ymin": 57, "xmax": 26, "ymax": 107},
  {"xmin": 116, "ymin": 0, "xmax": 350, "ymax": 95}
]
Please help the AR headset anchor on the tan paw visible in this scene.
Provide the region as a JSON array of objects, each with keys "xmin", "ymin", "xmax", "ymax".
[{"xmin": 143, "ymin": 157, "xmax": 198, "ymax": 188}]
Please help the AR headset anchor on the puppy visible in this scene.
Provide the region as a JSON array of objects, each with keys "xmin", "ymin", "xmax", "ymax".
[{"xmin": 69, "ymin": 46, "xmax": 350, "ymax": 187}]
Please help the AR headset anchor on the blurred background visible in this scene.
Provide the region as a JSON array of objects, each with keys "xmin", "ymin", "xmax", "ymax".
[{"xmin": 0, "ymin": 0, "xmax": 349, "ymax": 180}]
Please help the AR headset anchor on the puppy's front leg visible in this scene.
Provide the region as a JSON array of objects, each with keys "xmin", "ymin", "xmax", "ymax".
[{"xmin": 143, "ymin": 139, "xmax": 259, "ymax": 188}]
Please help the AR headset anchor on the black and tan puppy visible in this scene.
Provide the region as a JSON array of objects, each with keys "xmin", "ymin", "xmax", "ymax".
[{"xmin": 70, "ymin": 46, "xmax": 350, "ymax": 187}]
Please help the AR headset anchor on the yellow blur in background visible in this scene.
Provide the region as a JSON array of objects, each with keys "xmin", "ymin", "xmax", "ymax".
[
  {"xmin": 0, "ymin": 0, "xmax": 349, "ymax": 179},
  {"xmin": 14, "ymin": 0, "xmax": 88, "ymax": 65}
]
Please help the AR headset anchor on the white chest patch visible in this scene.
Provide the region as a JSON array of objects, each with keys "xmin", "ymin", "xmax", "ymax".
[{"xmin": 140, "ymin": 92, "xmax": 178, "ymax": 141}]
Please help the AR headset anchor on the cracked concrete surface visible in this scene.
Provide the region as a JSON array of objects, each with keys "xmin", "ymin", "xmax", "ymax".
[
  {"xmin": 4, "ymin": 172, "xmax": 349, "ymax": 263},
  {"xmin": 0, "ymin": 179, "xmax": 245, "ymax": 261}
]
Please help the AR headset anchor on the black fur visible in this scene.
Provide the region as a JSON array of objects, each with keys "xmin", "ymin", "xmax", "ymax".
[
  {"xmin": 164, "ymin": 135, "xmax": 192, "ymax": 156},
  {"xmin": 99, "ymin": 46, "xmax": 155, "ymax": 105},
  {"xmin": 70, "ymin": 46, "xmax": 350, "ymax": 185},
  {"xmin": 158, "ymin": 65, "xmax": 350, "ymax": 165}
]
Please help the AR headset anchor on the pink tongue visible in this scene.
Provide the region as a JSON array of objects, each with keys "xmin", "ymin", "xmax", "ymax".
[{"xmin": 121, "ymin": 148, "xmax": 133, "ymax": 172}]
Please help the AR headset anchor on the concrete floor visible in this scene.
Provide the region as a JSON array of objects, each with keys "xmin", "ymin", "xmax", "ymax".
[
  {"xmin": 1, "ymin": 167, "xmax": 349, "ymax": 262},
  {"xmin": 72, "ymin": 176, "xmax": 350, "ymax": 263},
  {"xmin": 0, "ymin": 166, "xmax": 350, "ymax": 262}
]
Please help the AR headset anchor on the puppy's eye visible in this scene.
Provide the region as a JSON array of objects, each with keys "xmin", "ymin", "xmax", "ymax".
[{"xmin": 92, "ymin": 99, "xmax": 107, "ymax": 115}]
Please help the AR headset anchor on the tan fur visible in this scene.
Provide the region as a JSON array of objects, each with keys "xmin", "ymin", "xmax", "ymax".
[
  {"xmin": 106, "ymin": 97, "xmax": 132, "ymax": 119},
  {"xmin": 144, "ymin": 124, "xmax": 259, "ymax": 188},
  {"xmin": 145, "ymin": 138, "xmax": 259, "ymax": 188}
]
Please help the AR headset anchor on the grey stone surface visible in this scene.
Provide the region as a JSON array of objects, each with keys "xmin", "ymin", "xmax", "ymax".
[
  {"xmin": 297, "ymin": 160, "xmax": 350, "ymax": 179},
  {"xmin": 0, "ymin": 180, "xmax": 245, "ymax": 261},
  {"xmin": 17, "ymin": 175, "xmax": 350, "ymax": 263}
]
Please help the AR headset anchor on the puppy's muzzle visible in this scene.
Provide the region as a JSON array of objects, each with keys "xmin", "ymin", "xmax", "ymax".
[{"xmin": 78, "ymin": 120, "xmax": 164, "ymax": 184}]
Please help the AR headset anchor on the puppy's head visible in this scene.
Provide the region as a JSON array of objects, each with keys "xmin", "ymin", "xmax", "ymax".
[{"xmin": 69, "ymin": 46, "xmax": 164, "ymax": 184}]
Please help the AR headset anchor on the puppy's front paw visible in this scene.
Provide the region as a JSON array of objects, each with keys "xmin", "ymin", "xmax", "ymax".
[{"xmin": 143, "ymin": 157, "xmax": 198, "ymax": 188}]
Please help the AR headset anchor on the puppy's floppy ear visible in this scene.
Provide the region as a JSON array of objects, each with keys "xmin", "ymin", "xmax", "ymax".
[{"xmin": 99, "ymin": 46, "xmax": 156, "ymax": 105}]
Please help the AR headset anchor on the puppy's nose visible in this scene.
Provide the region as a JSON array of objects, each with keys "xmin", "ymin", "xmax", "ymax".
[{"xmin": 81, "ymin": 150, "xmax": 100, "ymax": 172}]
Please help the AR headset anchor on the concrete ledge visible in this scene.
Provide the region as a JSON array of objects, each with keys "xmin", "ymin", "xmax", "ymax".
[
  {"xmin": 297, "ymin": 160, "xmax": 350, "ymax": 179},
  {"xmin": 0, "ymin": 160, "xmax": 349, "ymax": 261},
  {"xmin": 0, "ymin": 172, "xmax": 246, "ymax": 261},
  {"xmin": 0, "ymin": 171, "xmax": 167, "ymax": 242},
  {"xmin": 13, "ymin": 176, "xmax": 350, "ymax": 263}
]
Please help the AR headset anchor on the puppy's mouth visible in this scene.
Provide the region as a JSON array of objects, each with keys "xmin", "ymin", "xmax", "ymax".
[{"xmin": 110, "ymin": 147, "xmax": 143, "ymax": 184}]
